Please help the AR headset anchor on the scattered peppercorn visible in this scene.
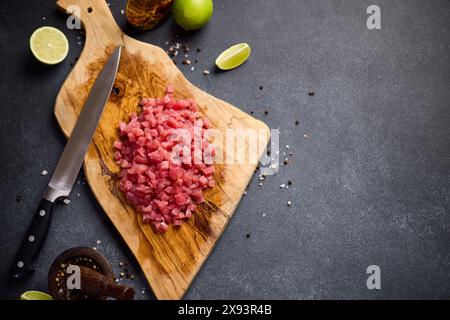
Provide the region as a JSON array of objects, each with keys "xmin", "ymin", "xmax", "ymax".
[
  {"xmin": 246, "ymin": 234, "xmax": 250, "ymax": 238},
  {"xmin": 295, "ymin": 120, "xmax": 299, "ymax": 125},
  {"xmin": 308, "ymin": 90, "xmax": 315, "ymax": 96},
  {"xmin": 197, "ymin": 48, "xmax": 202, "ymax": 52},
  {"xmin": 259, "ymin": 86, "xmax": 263, "ymax": 90},
  {"xmin": 288, "ymin": 180, "xmax": 293, "ymax": 186},
  {"xmin": 264, "ymin": 111, "xmax": 269, "ymax": 115},
  {"xmin": 16, "ymin": 194, "xmax": 23, "ymax": 202}
]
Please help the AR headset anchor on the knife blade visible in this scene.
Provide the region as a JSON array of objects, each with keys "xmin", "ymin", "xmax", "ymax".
[{"xmin": 9, "ymin": 46, "xmax": 122, "ymax": 280}]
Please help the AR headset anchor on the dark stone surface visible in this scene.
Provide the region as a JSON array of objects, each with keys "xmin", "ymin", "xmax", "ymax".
[{"xmin": 1, "ymin": 0, "xmax": 450, "ymax": 299}]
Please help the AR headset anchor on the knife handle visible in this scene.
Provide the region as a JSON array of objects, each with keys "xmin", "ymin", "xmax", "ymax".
[{"xmin": 8, "ymin": 199, "xmax": 53, "ymax": 280}]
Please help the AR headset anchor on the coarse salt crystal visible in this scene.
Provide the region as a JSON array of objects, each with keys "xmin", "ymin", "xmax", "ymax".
[
  {"xmin": 41, "ymin": 170, "xmax": 48, "ymax": 176},
  {"xmin": 63, "ymin": 199, "xmax": 71, "ymax": 205}
]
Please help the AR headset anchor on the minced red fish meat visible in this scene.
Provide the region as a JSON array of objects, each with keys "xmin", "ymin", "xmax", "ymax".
[{"xmin": 114, "ymin": 86, "xmax": 215, "ymax": 233}]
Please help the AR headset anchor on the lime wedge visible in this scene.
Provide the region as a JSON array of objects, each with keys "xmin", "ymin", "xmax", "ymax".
[
  {"xmin": 215, "ymin": 43, "xmax": 251, "ymax": 71},
  {"xmin": 20, "ymin": 291, "xmax": 53, "ymax": 300},
  {"xmin": 30, "ymin": 26, "xmax": 69, "ymax": 65}
]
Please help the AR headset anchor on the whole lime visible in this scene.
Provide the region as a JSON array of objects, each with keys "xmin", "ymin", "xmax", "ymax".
[{"xmin": 172, "ymin": 0, "xmax": 213, "ymax": 31}]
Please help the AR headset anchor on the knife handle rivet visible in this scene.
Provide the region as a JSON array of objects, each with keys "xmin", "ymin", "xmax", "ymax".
[
  {"xmin": 28, "ymin": 235, "xmax": 35, "ymax": 242},
  {"xmin": 17, "ymin": 261, "xmax": 24, "ymax": 268},
  {"xmin": 39, "ymin": 210, "xmax": 46, "ymax": 216}
]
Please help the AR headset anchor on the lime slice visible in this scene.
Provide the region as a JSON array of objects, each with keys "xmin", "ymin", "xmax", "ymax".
[
  {"xmin": 30, "ymin": 26, "xmax": 69, "ymax": 65},
  {"xmin": 215, "ymin": 43, "xmax": 251, "ymax": 71},
  {"xmin": 20, "ymin": 290, "xmax": 53, "ymax": 300}
]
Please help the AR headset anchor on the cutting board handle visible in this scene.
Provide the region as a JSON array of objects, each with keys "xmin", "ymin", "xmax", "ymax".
[{"xmin": 56, "ymin": 0, "xmax": 123, "ymax": 46}]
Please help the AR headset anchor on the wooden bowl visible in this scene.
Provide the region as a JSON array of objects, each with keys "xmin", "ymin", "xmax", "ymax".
[{"xmin": 48, "ymin": 247, "xmax": 113, "ymax": 300}]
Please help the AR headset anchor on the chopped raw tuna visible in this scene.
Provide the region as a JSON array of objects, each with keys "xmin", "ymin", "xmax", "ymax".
[{"xmin": 114, "ymin": 86, "xmax": 215, "ymax": 233}]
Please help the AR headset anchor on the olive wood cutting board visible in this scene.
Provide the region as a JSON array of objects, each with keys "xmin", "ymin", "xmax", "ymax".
[{"xmin": 55, "ymin": 0, "xmax": 269, "ymax": 300}]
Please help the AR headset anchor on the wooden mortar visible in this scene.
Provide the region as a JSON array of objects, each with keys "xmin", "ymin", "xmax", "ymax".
[{"xmin": 48, "ymin": 247, "xmax": 134, "ymax": 300}]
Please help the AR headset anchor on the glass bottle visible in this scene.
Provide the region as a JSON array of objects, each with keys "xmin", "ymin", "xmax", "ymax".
[{"xmin": 126, "ymin": 0, "xmax": 174, "ymax": 30}]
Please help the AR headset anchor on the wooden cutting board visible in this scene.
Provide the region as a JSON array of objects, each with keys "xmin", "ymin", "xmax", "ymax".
[{"xmin": 55, "ymin": 0, "xmax": 269, "ymax": 300}]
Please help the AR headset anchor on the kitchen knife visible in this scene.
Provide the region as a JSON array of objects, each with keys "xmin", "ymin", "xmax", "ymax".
[{"xmin": 9, "ymin": 46, "xmax": 122, "ymax": 280}]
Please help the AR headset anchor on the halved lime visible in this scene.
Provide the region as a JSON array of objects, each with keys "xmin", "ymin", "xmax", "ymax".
[
  {"xmin": 20, "ymin": 290, "xmax": 53, "ymax": 300},
  {"xmin": 215, "ymin": 43, "xmax": 251, "ymax": 71},
  {"xmin": 30, "ymin": 26, "xmax": 69, "ymax": 65}
]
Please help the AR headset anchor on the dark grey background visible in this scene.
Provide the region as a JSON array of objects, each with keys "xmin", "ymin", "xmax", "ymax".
[{"xmin": 1, "ymin": 0, "xmax": 449, "ymax": 299}]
